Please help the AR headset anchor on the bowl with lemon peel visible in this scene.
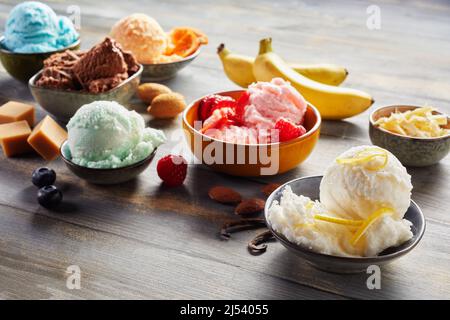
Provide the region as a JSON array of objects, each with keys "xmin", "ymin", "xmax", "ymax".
[
  {"xmin": 370, "ymin": 105, "xmax": 450, "ymax": 166},
  {"xmin": 265, "ymin": 176, "xmax": 425, "ymax": 273}
]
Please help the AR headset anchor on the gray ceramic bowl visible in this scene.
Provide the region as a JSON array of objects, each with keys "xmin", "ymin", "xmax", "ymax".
[
  {"xmin": 60, "ymin": 140, "xmax": 156, "ymax": 185},
  {"xmin": 29, "ymin": 64, "xmax": 143, "ymax": 123},
  {"xmin": 370, "ymin": 105, "xmax": 450, "ymax": 167},
  {"xmin": 264, "ymin": 175, "xmax": 426, "ymax": 274},
  {"xmin": 141, "ymin": 49, "xmax": 201, "ymax": 81},
  {"xmin": 0, "ymin": 36, "xmax": 80, "ymax": 83}
]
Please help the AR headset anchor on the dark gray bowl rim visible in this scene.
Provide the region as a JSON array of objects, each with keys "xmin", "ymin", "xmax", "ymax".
[
  {"xmin": 60, "ymin": 140, "xmax": 157, "ymax": 172},
  {"xmin": 264, "ymin": 175, "xmax": 426, "ymax": 263},
  {"xmin": 141, "ymin": 48, "xmax": 201, "ymax": 66},
  {"xmin": 370, "ymin": 105, "xmax": 450, "ymax": 141},
  {"xmin": 28, "ymin": 63, "xmax": 143, "ymax": 95},
  {"xmin": 0, "ymin": 35, "xmax": 81, "ymax": 55}
]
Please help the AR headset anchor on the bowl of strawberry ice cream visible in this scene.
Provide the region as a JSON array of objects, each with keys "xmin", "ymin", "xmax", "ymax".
[{"xmin": 182, "ymin": 78, "xmax": 321, "ymax": 176}]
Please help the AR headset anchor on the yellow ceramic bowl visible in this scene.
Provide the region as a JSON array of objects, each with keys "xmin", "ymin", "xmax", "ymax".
[{"xmin": 182, "ymin": 90, "xmax": 321, "ymax": 176}]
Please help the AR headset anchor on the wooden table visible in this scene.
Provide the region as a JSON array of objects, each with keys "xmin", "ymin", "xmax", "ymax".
[{"xmin": 0, "ymin": 0, "xmax": 449, "ymax": 300}]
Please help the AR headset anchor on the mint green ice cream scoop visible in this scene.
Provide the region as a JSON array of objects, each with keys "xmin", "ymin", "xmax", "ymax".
[{"xmin": 67, "ymin": 101, "xmax": 165, "ymax": 169}]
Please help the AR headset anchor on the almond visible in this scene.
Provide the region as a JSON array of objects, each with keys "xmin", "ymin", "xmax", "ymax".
[
  {"xmin": 261, "ymin": 183, "xmax": 281, "ymax": 197},
  {"xmin": 208, "ymin": 186, "xmax": 242, "ymax": 204},
  {"xmin": 235, "ymin": 198, "xmax": 265, "ymax": 216},
  {"xmin": 138, "ymin": 83, "xmax": 172, "ymax": 104},
  {"xmin": 147, "ymin": 92, "xmax": 186, "ymax": 119}
]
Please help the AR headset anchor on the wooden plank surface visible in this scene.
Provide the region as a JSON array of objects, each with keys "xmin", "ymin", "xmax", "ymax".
[{"xmin": 0, "ymin": 0, "xmax": 449, "ymax": 299}]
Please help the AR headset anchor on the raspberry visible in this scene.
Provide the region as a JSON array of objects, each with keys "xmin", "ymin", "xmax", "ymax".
[
  {"xmin": 198, "ymin": 94, "xmax": 235, "ymax": 121},
  {"xmin": 274, "ymin": 118, "xmax": 306, "ymax": 142},
  {"xmin": 157, "ymin": 155, "xmax": 188, "ymax": 187}
]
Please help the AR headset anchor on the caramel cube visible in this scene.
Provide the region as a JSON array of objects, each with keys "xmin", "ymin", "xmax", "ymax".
[
  {"xmin": 0, "ymin": 101, "xmax": 35, "ymax": 127},
  {"xmin": 0, "ymin": 120, "xmax": 33, "ymax": 157},
  {"xmin": 28, "ymin": 116, "xmax": 67, "ymax": 161}
]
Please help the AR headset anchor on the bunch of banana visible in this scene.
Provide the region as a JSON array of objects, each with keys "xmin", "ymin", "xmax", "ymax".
[
  {"xmin": 218, "ymin": 39, "xmax": 374, "ymax": 120},
  {"xmin": 218, "ymin": 43, "xmax": 348, "ymax": 87}
]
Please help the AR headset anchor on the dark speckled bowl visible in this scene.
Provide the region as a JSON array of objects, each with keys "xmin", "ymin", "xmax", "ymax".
[
  {"xmin": 29, "ymin": 64, "xmax": 143, "ymax": 123},
  {"xmin": 265, "ymin": 176, "xmax": 426, "ymax": 274},
  {"xmin": 141, "ymin": 49, "xmax": 201, "ymax": 81},
  {"xmin": 0, "ymin": 36, "xmax": 80, "ymax": 83},
  {"xmin": 60, "ymin": 140, "xmax": 156, "ymax": 185},
  {"xmin": 370, "ymin": 105, "xmax": 450, "ymax": 167}
]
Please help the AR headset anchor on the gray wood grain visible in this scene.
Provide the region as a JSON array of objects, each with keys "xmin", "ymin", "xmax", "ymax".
[{"xmin": 0, "ymin": 0, "xmax": 449, "ymax": 299}]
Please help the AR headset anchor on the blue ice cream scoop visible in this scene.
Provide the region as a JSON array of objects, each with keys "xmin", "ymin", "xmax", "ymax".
[{"xmin": 3, "ymin": 1, "xmax": 79, "ymax": 53}]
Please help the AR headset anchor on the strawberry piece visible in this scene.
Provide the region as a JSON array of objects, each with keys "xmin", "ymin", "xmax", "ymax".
[
  {"xmin": 200, "ymin": 107, "xmax": 237, "ymax": 133},
  {"xmin": 235, "ymin": 91, "xmax": 250, "ymax": 125},
  {"xmin": 157, "ymin": 155, "xmax": 188, "ymax": 187},
  {"xmin": 198, "ymin": 94, "xmax": 235, "ymax": 121},
  {"xmin": 209, "ymin": 99, "xmax": 236, "ymax": 117},
  {"xmin": 274, "ymin": 118, "xmax": 307, "ymax": 142}
]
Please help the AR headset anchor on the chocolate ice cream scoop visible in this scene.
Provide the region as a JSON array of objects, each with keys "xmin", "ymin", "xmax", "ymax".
[
  {"xmin": 36, "ymin": 50, "xmax": 85, "ymax": 90},
  {"xmin": 70, "ymin": 37, "xmax": 139, "ymax": 93},
  {"xmin": 36, "ymin": 37, "xmax": 139, "ymax": 93},
  {"xmin": 43, "ymin": 50, "xmax": 84, "ymax": 69},
  {"xmin": 122, "ymin": 50, "xmax": 140, "ymax": 75},
  {"xmin": 72, "ymin": 37, "xmax": 128, "ymax": 89},
  {"xmin": 37, "ymin": 66, "xmax": 75, "ymax": 90}
]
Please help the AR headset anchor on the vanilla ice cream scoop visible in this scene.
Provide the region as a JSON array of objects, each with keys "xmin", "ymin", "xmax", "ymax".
[
  {"xmin": 268, "ymin": 145, "xmax": 414, "ymax": 257},
  {"xmin": 67, "ymin": 101, "xmax": 165, "ymax": 168},
  {"xmin": 110, "ymin": 13, "xmax": 167, "ymax": 64},
  {"xmin": 268, "ymin": 186, "xmax": 413, "ymax": 257},
  {"xmin": 320, "ymin": 145, "xmax": 412, "ymax": 220}
]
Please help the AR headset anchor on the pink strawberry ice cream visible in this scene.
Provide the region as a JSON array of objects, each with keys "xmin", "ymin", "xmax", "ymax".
[
  {"xmin": 244, "ymin": 78, "xmax": 307, "ymax": 129},
  {"xmin": 207, "ymin": 125, "xmax": 260, "ymax": 145},
  {"xmin": 200, "ymin": 78, "xmax": 307, "ymax": 144}
]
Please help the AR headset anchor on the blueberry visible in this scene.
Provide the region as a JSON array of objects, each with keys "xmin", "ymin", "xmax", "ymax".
[
  {"xmin": 32, "ymin": 167, "xmax": 56, "ymax": 188},
  {"xmin": 37, "ymin": 185, "xmax": 62, "ymax": 208}
]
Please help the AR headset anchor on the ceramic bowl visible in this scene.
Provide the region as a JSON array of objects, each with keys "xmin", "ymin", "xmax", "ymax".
[
  {"xmin": 29, "ymin": 64, "xmax": 143, "ymax": 123},
  {"xmin": 182, "ymin": 90, "xmax": 321, "ymax": 177},
  {"xmin": 0, "ymin": 36, "xmax": 80, "ymax": 83},
  {"xmin": 369, "ymin": 105, "xmax": 450, "ymax": 167},
  {"xmin": 60, "ymin": 140, "xmax": 156, "ymax": 185},
  {"xmin": 141, "ymin": 49, "xmax": 201, "ymax": 81},
  {"xmin": 264, "ymin": 175, "xmax": 426, "ymax": 274}
]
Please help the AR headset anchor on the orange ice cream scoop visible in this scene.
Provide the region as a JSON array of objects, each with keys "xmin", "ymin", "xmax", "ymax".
[{"xmin": 110, "ymin": 13, "xmax": 168, "ymax": 64}]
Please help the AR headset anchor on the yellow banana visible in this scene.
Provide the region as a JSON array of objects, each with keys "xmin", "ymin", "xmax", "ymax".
[
  {"xmin": 217, "ymin": 44, "xmax": 255, "ymax": 88},
  {"xmin": 289, "ymin": 63, "xmax": 348, "ymax": 86},
  {"xmin": 253, "ymin": 38, "xmax": 374, "ymax": 120},
  {"xmin": 217, "ymin": 43, "xmax": 348, "ymax": 87}
]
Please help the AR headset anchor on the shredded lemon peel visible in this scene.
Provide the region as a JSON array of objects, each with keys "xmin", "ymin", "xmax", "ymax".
[
  {"xmin": 350, "ymin": 207, "xmax": 393, "ymax": 245},
  {"xmin": 314, "ymin": 214, "xmax": 364, "ymax": 226},
  {"xmin": 374, "ymin": 106, "xmax": 448, "ymax": 138},
  {"xmin": 336, "ymin": 147, "xmax": 388, "ymax": 171},
  {"xmin": 311, "ymin": 207, "xmax": 394, "ymax": 247},
  {"xmin": 305, "ymin": 201, "xmax": 314, "ymax": 210}
]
